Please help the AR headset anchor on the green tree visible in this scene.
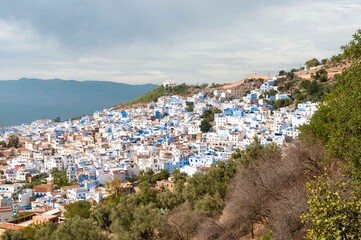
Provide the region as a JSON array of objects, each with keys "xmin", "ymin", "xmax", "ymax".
[
  {"xmin": 301, "ymin": 174, "xmax": 361, "ymax": 239},
  {"xmin": 300, "ymin": 80, "xmax": 310, "ymax": 89},
  {"xmin": 269, "ymin": 98, "xmax": 292, "ymax": 110},
  {"xmin": 194, "ymin": 193, "xmax": 223, "ymax": 217},
  {"xmin": 156, "ymin": 190, "xmax": 184, "ymax": 209},
  {"xmin": 64, "ymin": 200, "xmax": 91, "ymax": 219},
  {"xmin": 340, "ymin": 29, "xmax": 361, "ymax": 62},
  {"xmin": 7, "ymin": 135, "xmax": 20, "ymax": 148},
  {"xmin": 52, "ymin": 216, "xmax": 106, "ymax": 240},
  {"xmin": 1, "ymin": 230, "xmax": 26, "ymax": 240},
  {"xmin": 51, "ymin": 170, "xmax": 72, "ymax": 188},
  {"xmin": 301, "ymin": 63, "xmax": 361, "ymax": 172},
  {"xmin": 32, "ymin": 223, "xmax": 57, "ymax": 240},
  {"xmin": 110, "ymin": 200, "xmax": 163, "ymax": 240},
  {"xmin": 150, "ymin": 169, "xmax": 170, "ymax": 183},
  {"xmin": 185, "ymin": 101, "xmax": 194, "ymax": 112},
  {"xmin": 53, "ymin": 117, "xmax": 61, "ymax": 122},
  {"xmin": 91, "ymin": 204, "xmax": 112, "ymax": 231},
  {"xmin": 305, "ymin": 58, "xmax": 321, "ymax": 69},
  {"xmin": 200, "ymin": 119, "xmax": 212, "ymax": 133},
  {"xmin": 0, "ymin": 141, "xmax": 6, "ymax": 148},
  {"xmin": 305, "ymin": 58, "xmax": 320, "ymax": 70},
  {"xmin": 314, "ymin": 68, "xmax": 328, "ymax": 82},
  {"xmin": 306, "ymin": 80, "xmax": 324, "ymax": 101}
]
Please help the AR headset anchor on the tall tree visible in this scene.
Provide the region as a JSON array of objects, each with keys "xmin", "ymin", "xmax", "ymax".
[
  {"xmin": 64, "ymin": 200, "xmax": 91, "ymax": 219},
  {"xmin": 52, "ymin": 216, "xmax": 106, "ymax": 240},
  {"xmin": 305, "ymin": 58, "xmax": 320, "ymax": 69}
]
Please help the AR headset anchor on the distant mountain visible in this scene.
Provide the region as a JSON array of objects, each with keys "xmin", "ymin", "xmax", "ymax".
[{"xmin": 0, "ymin": 78, "xmax": 158, "ymax": 126}]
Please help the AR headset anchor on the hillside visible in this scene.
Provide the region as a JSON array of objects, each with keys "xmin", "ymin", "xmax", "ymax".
[
  {"xmin": 222, "ymin": 73, "xmax": 271, "ymax": 90},
  {"xmin": 112, "ymin": 83, "xmax": 208, "ymax": 110},
  {"xmin": 0, "ymin": 78, "xmax": 157, "ymax": 126}
]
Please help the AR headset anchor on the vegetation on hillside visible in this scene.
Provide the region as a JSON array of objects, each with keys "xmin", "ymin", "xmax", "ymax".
[
  {"xmin": 0, "ymin": 135, "xmax": 20, "ymax": 148},
  {"xmin": 200, "ymin": 108, "xmax": 222, "ymax": 133},
  {"xmin": 115, "ymin": 83, "xmax": 198, "ymax": 108},
  {"xmin": 275, "ymin": 67, "xmax": 333, "ymax": 105}
]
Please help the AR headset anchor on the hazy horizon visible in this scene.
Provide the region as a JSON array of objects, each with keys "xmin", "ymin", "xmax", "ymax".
[{"xmin": 0, "ymin": 77, "xmax": 160, "ymax": 85}]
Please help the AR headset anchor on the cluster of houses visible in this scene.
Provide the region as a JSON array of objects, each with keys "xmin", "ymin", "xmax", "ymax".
[{"xmin": 0, "ymin": 77, "xmax": 318, "ymax": 230}]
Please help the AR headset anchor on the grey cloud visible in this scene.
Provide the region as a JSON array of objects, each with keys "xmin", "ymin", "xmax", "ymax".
[
  {"xmin": 0, "ymin": 0, "xmax": 300, "ymax": 50},
  {"xmin": 0, "ymin": 0, "xmax": 360, "ymax": 84}
]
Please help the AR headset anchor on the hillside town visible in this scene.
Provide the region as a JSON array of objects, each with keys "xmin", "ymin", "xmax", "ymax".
[{"xmin": 0, "ymin": 77, "xmax": 318, "ymax": 231}]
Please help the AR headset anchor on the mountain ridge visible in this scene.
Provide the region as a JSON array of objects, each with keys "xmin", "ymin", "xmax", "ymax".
[{"xmin": 0, "ymin": 78, "xmax": 158, "ymax": 126}]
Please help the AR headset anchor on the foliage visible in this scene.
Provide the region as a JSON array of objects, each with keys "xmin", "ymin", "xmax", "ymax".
[
  {"xmin": 51, "ymin": 170, "xmax": 74, "ymax": 188},
  {"xmin": 199, "ymin": 108, "xmax": 221, "ymax": 133},
  {"xmin": 200, "ymin": 119, "xmax": 212, "ymax": 133},
  {"xmin": 0, "ymin": 135, "xmax": 21, "ymax": 148},
  {"xmin": 185, "ymin": 101, "xmax": 194, "ymax": 112},
  {"xmin": 110, "ymin": 200, "xmax": 163, "ymax": 240},
  {"xmin": 150, "ymin": 169, "xmax": 170, "ymax": 183},
  {"xmin": 137, "ymin": 169, "xmax": 169, "ymax": 186},
  {"xmin": 91, "ymin": 203, "xmax": 113, "ymax": 231},
  {"xmin": 209, "ymin": 82, "xmax": 226, "ymax": 88},
  {"xmin": 296, "ymin": 79, "xmax": 329, "ymax": 102},
  {"xmin": 121, "ymin": 83, "xmax": 192, "ymax": 106},
  {"xmin": 2, "ymin": 230, "xmax": 26, "ymax": 240},
  {"xmin": 314, "ymin": 68, "xmax": 328, "ymax": 82},
  {"xmin": 268, "ymin": 98, "xmax": 292, "ymax": 110},
  {"xmin": 300, "ymin": 29, "xmax": 361, "ymax": 239},
  {"xmin": 340, "ymin": 29, "xmax": 361, "ymax": 62},
  {"xmin": 8, "ymin": 135, "xmax": 20, "ymax": 148},
  {"xmin": 305, "ymin": 58, "xmax": 320, "ymax": 70},
  {"xmin": 301, "ymin": 174, "xmax": 361, "ymax": 239},
  {"xmin": 278, "ymin": 70, "xmax": 286, "ymax": 76},
  {"xmin": 194, "ymin": 193, "xmax": 223, "ymax": 217},
  {"xmin": 64, "ymin": 200, "xmax": 91, "ymax": 219},
  {"xmin": 31, "ymin": 223, "xmax": 57, "ymax": 240},
  {"xmin": 52, "ymin": 216, "xmax": 106, "ymax": 240},
  {"xmin": 22, "ymin": 173, "xmax": 48, "ymax": 188},
  {"xmin": 301, "ymin": 63, "xmax": 361, "ymax": 172},
  {"xmin": 2, "ymin": 223, "xmax": 57, "ymax": 240},
  {"xmin": 263, "ymin": 89, "xmax": 278, "ymax": 97},
  {"xmin": 201, "ymin": 138, "xmax": 325, "ymax": 239},
  {"xmin": 300, "ymin": 80, "xmax": 310, "ymax": 89},
  {"xmin": 184, "ymin": 152, "xmax": 240, "ymax": 216},
  {"xmin": 53, "ymin": 117, "xmax": 61, "ymax": 122}
]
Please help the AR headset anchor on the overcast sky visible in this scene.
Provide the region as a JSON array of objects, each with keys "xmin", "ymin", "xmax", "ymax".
[{"xmin": 0, "ymin": 0, "xmax": 360, "ymax": 84}]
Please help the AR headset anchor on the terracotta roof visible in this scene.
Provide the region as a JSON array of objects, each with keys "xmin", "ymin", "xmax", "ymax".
[
  {"xmin": 18, "ymin": 147, "xmax": 29, "ymax": 151},
  {"xmin": 33, "ymin": 184, "xmax": 48, "ymax": 193},
  {"xmin": 0, "ymin": 207, "xmax": 12, "ymax": 213},
  {"xmin": 60, "ymin": 185, "xmax": 80, "ymax": 191},
  {"xmin": 0, "ymin": 223, "xmax": 25, "ymax": 231},
  {"xmin": 33, "ymin": 214, "xmax": 58, "ymax": 220}
]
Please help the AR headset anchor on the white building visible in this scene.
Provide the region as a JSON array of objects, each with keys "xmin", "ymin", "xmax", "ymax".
[
  {"xmin": 67, "ymin": 187, "xmax": 88, "ymax": 200},
  {"xmin": 0, "ymin": 184, "xmax": 22, "ymax": 197},
  {"xmin": 18, "ymin": 189, "xmax": 33, "ymax": 207},
  {"xmin": 214, "ymin": 114, "xmax": 227, "ymax": 128},
  {"xmin": 180, "ymin": 165, "xmax": 198, "ymax": 176},
  {"xmin": 0, "ymin": 207, "xmax": 12, "ymax": 223}
]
